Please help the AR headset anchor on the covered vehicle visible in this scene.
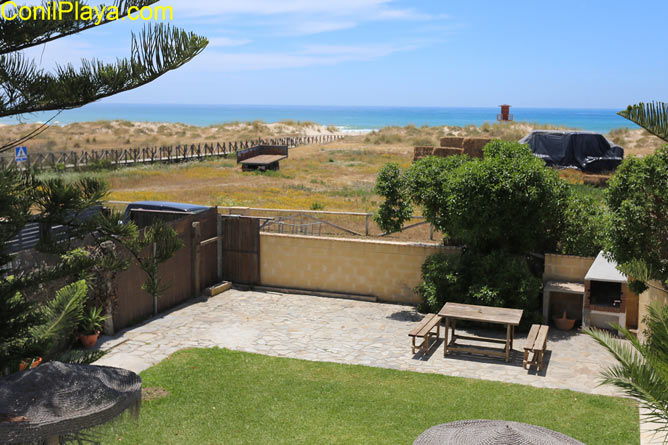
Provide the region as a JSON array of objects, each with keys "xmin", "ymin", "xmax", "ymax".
[
  {"xmin": 122, "ymin": 201, "xmax": 212, "ymax": 222},
  {"xmin": 519, "ymin": 131, "xmax": 624, "ymax": 173}
]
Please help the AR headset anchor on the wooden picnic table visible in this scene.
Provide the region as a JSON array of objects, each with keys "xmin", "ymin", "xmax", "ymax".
[{"xmin": 438, "ymin": 302, "xmax": 523, "ymax": 362}]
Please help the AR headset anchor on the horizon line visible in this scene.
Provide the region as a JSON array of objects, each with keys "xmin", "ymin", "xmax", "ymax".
[{"xmin": 94, "ymin": 103, "xmax": 627, "ymax": 111}]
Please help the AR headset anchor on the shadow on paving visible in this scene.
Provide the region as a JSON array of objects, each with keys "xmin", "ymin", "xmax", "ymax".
[{"xmin": 410, "ymin": 326, "xmax": 555, "ymax": 377}]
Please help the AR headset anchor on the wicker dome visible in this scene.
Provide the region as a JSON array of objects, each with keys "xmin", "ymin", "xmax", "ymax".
[
  {"xmin": 414, "ymin": 420, "xmax": 584, "ymax": 445},
  {"xmin": 0, "ymin": 361, "xmax": 141, "ymax": 444}
]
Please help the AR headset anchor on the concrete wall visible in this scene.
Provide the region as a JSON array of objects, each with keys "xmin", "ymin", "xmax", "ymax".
[
  {"xmin": 639, "ymin": 281, "xmax": 668, "ymax": 339},
  {"xmin": 260, "ymin": 233, "xmax": 458, "ymax": 304},
  {"xmin": 544, "ymin": 253, "xmax": 596, "ymax": 282}
]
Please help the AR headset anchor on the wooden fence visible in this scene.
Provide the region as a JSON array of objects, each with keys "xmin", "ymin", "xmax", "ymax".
[
  {"xmin": 0, "ymin": 134, "xmax": 343, "ymax": 170},
  {"xmin": 112, "ymin": 208, "xmax": 219, "ymax": 331}
]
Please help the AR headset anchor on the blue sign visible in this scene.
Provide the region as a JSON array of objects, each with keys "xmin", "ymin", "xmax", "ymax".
[{"xmin": 15, "ymin": 146, "xmax": 27, "ymax": 162}]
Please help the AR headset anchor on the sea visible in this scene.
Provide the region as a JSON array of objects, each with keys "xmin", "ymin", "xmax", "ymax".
[{"xmin": 0, "ymin": 103, "xmax": 638, "ymax": 134}]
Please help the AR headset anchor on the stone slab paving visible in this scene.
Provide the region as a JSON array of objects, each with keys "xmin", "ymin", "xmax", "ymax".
[
  {"xmin": 640, "ymin": 407, "xmax": 668, "ymax": 445},
  {"xmin": 95, "ymin": 289, "xmax": 619, "ymax": 396}
]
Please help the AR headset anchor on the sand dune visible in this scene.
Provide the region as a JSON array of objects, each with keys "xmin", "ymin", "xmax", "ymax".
[{"xmin": 0, "ymin": 120, "xmax": 663, "ymax": 158}]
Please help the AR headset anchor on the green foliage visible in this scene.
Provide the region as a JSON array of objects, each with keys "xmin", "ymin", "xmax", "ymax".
[
  {"xmin": 617, "ymin": 260, "xmax": 653, "ymax": 295},
  {"xmin": 618, "ymin": 102, "xmax": 668, "ymax": 143},
  {"xmin": 373, "ymin": 163, "xmax": 413, "ymax": 234},
  {"xmin": 80, "ymin": 306, "xmax": 109, "ymax": 335},
  {"xmin": 416, "ymin": 252, "xmax": 542, "ymax": 325},
  {"xmin": 605, "ymin": 147, "xmax": 668, "ymax": 288},
  {"xmin": 559, "ymin": 194, "xmax": 608, "ymax": 257},
  {"xmin": 1, "ymin": 1, "xmax": 160, "ymax": 54},
  {"xmin": 0, "ymin": 7, "xmax": 205, "ymax": 371},
  {"xmin": 375, "ymin": 141, "xmax": 592, "ymax": 316},
  {"xmin": 382, "ymin": 141, "xmax": 569, "ymax": 254},
  {"xmin": 0, "ymin": 289, "xmax": 40, "ymax": 372},
  {"xmin": 586, "ymin": 302, "xmax": 668, "ymax": 436},
  {"xmin": 34, "ymin": 176, "xmax": 110, "ymax": 248},
  {"xmin": 30, "ymin": 280, "xmax": 88, "ymax": 360},
  {"xmin": 0, "ymin": 169, "xmax": 133, "ymax": 374},
  {"xmin": 310, "ymin": 201, "xmax": 325, "ymax": 211},
  {"xmin": 0, "ymin": 169, "xmax": 34, "ymax": 264},
  {"xmin": 451, "ymin": 141, "xmax": 568, "ymax": 254},
  {"xmin": 1, "ymin": 24, "xmax": 208, "ymax": 120},
  {"xmin": 87, "ymin": 159, "xmax": 116, "ymax": 172},
  {"xmin": 122, "ymin": 219, "xmax": 184, "ymax": 309},
  {"xmin": 57, "ymin": 348, "xmax": 107, "ymax": 365}
]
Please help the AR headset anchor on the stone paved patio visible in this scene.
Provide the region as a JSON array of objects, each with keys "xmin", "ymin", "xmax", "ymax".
[{"xmin": 95, "ymin": 289, "xmax": 620, "ymax": 396}]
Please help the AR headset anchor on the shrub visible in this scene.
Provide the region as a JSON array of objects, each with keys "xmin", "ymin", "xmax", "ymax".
[
  {"xmin": 559, "ymin": 194, "xmax": 608, "ymax": 257},
  {"xmin": 605, "ymin": 146, "xmax": 668, "ymax": 289},
  {"xmin": 382, "ymin": 141, "xmax": 569, "ymax": 254},
  {"xmin": 87, "ymin": 159, "xmax": 115, "ymax": 171},
  {"xmin": 310, "ymin": 201, "xmax": 325, "ymax": 211},
  {"xmin": 373, "ymin": 163, "xmax": 412, "ymax": 234},
  {"xmin": 417, "ymin": 251, "xmax": 542, "ymax": 326}
]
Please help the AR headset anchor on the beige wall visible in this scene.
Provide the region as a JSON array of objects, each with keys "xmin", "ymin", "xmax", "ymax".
[
  {"xmin": 639, "ymin": 281, "xmax": 668, "ymax": 338},
  {"xmin": 544, "ymin": 253, "xmax": 595, "ymax": 282},
  {"xmin": 260, "ymin": 233, "xmax": 458, "ymax": 304}
]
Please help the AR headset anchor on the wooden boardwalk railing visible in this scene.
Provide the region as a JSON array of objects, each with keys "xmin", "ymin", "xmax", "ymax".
[{"xmin": 0, "ymin": 134, "xmax": 343, "ymax": 170}]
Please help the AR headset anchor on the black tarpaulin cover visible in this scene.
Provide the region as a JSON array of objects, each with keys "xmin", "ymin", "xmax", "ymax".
[{"xmin": 519, "ymin": 130, "xmax": 624, "ymax": 173}]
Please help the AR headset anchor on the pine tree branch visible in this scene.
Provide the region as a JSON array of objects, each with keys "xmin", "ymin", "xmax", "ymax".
[
  {"xmin": 618, "ymin": 102, "xmax": 668, "ymax": 143},
  {"xmin": 0, "ymin": 111, "xmax": 61, "ymax": 153},
  {"xmin": 0, "ymin": 0, "xmax": 161, "ymax": 54},
  {"xmin": 0, "ymin": 23, "xmax": 208, "ymax": 118}
]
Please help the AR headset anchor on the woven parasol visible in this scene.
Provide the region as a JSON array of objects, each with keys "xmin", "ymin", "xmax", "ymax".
[
  {"xmin": 414, "ymin": 420, "xmax": 584, "ymax": 445},
  {"xmin": 0, "ymin": 361, "xmax": 141, "ymax": 444}
]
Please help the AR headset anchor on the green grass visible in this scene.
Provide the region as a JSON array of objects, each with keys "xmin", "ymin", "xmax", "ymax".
[
  {"xmin": 103, "ymin": 348, "xmax": 639, "ymax": 444},
  {"xmin": 570, "ymin": 183, "xmax": 606, "ymax": 202}
]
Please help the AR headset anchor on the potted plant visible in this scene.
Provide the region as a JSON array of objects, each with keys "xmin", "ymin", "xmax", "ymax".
[
  {"xmin": 553, "ymin": 311, "xmax": 576, "ymax": 331},
  {"xmin": 79, "ymin": 306, "xmax": 109, "ymax": 349},
  {"xmin": 19, "ymin": 357, "xmax": 42, "ymax": 372}
]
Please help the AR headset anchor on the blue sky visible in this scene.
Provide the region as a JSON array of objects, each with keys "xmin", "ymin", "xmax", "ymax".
[{"xmin": 22, "ymin": 0, "xmax": 668, "ymax": 108}]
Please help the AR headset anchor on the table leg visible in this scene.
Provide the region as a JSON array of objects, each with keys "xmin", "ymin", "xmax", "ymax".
[
  {"xmin": 444, "ymin": 317, "xmax": 449, "ymax": 357},
  {"xmin": 505, "ymin": 324, "xmax": 512, "ymax": 362},
  {"xmin": 511, "ymin": 325, "xmax": 515, "ymax": 349}
]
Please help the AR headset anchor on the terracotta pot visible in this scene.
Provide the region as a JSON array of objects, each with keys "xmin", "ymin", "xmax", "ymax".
[
  {"xmin": 80, "ymin": 332, "xmax": 100, "ymax": 349},
  {"xmin": 553, "ymin": 312, "xmax": 576, "ymax": 331},
  {"xmin": 19, "ymin": 357, "xmax": 42, "ymax": 372}
]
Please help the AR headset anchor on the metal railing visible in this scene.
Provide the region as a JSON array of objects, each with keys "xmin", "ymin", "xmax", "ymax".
[
  {"xmin": 219, "ymin": 206, "xmax": 435, "ymax": 240},
  {"xmin": 106, "ymin": 202, "xmax": 437, "ymax": 241}
]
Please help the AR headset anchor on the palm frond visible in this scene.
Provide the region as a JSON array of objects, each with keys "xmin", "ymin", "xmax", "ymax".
[
  {"xmin": 0, "ymin": 23, "xmax": 208, "ymax": 117},
  {"xmin": 58, "ymin": 348, "xmax": 107, "ymax": 365},
  {"xmin": 586, "ymin": 309, "xmax": 668, "ymax": 435},
  {"xmin": 30, "ymin": 280, "xmax": 87, "ymax": 358},
  {"xmin": 618, "ymin": 102, "xmax": 668, "ymax": 143}
]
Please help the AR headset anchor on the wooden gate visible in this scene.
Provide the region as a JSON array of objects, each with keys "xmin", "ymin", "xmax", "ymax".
[{"xmin": 220, "ymin": 216, "xmax": 260, "ymax": 285}]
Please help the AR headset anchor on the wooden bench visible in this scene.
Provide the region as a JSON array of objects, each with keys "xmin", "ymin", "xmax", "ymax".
[
  {"xmin": 409, "ymin": 313, "xmax": 442, "ymax": 354},
  {"xmin": 523, "ymin": 324, "xmax": 549, "ymax": 371}
]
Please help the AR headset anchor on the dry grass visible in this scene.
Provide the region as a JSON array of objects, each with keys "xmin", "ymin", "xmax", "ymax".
[
  {"xmin": 4, "ymin": 120, "xmax": 663, "ymax": 159},
  {"xmin": 363, "ymin": 122, "xmax": 665, "ymax": 158},
  {"xmin": 30, "ymin": 121, "xmax": 665, "ymax": 241},
  {"xmin": 0, "ymin": 120, "xmax": 339, "ymax": 152},
  {"xmin": 41, "ymin": 137, "xmax": 439, "ymax": 240},
  {"xmin": 96, "ymin": 138, "xmax": 409, "ymax": 213}
]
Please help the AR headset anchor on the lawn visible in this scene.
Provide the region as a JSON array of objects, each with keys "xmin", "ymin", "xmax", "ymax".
[{"xmin": 103, "ymin": 348, "xmax": 639, "ymax": 444}]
